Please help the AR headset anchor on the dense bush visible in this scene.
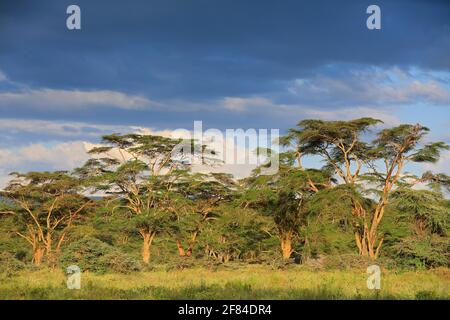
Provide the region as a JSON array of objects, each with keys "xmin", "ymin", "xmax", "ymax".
[
  {"xmin": 59, "ymin": 236, "xmax": 141, "ymax": 274},
  {"xmin": 201, "ymin": 208, "xmax": 274, "ymax": 263},
  {"xmin": 0, "ymin": 251, "xmax": 26, "ymax": 274},
  {"xmin": 389, "ymin": 236, "xmax": 450, "ymax": 269}
]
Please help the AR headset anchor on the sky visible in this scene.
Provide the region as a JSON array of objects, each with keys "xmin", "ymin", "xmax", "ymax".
[{"xmin": 0, "ymin": 0, "xmax": 449, "ymax": 185}]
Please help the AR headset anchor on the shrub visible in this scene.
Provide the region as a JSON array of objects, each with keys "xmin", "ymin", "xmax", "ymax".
[
  {"xmin": 0, "ymin": 251, "xmax": 26, "ymax": 274},
  {"xmin": 100, "ymin": 251, "xmax": 141, "ymax": 273},
  {"xmin": 328, "ymin": 254, "xmax": 396, "ymax": 270},
  {"xmin": 59, "ymin": 236, "xmax": 141, "ymax": 274},
  {"xmin": 389, "ymin": 236, "xmax": 450, "ymax": 269}
]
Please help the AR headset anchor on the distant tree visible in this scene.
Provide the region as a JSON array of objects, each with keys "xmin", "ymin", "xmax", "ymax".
[
  {"xmin": 284, "ymin": 118, "xmax": 449, "ymax": 259},
  {"xmin": 0, "ymin": 171, "xmax": 91, "ymax": 265}
]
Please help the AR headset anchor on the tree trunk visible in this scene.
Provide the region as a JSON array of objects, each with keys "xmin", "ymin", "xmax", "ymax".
[
  {"xmin": 186, "ymin": 231, "xmax": 198, "ymax": 257},
  {"xmin": 176, "ymin": 239, "xmax": 186, "ymax": 257},
  {"xmin": 32, "ymin": 247, "xmax": 45, "ymax": 266},
  {"xmin": 352, "ymin": 203, "xmax": 384, "ymax": 260},
  {"xmin": 141, "ymin": 231, "xmax": 155, "ymax": 264},
  {"xmin": 45, "ymin": 232, "xmax": 54, "ymax": 263},
  {"xmin": 186, "ymin": 245, "xmax": 193, "ymax": 257},
  {"xmin": 280, "ymin": 233, "xmax": 292, "ymax": 260},
  {"xmin": 355, "ymin": 225, "xmax": 383, "ymax": 260}
]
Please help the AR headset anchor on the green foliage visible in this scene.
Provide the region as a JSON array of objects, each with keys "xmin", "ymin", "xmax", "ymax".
[
  {"xmin": 390, "ymin": 189, "xmax": 449, "ymax": 236},
  {"xmin": 1, "ymin": 121, "xmax": 450, "ymax": 274},
  {"xmin": 389, "ymin": 236, "xmax": 450, "ymax": 269},
  {"xmin": 202, "ymin": 207, "xmax": 274, "ymax": 263},
  {"xmin": 292, "ymin": 117, "xmax": 381, "ymax": 157},
  {"xmin": 59, "ymin": 236, "xmax": 141, "ymax": 274},
  {"xmin": 0, "ymin": 251, "xmax": 26, "ymax": 274},
  {"xmin": 302, "ymin": 220, "xmax": 354, "ymax": 257}
]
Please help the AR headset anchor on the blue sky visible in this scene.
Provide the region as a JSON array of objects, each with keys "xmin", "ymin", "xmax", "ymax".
[{"xmin": 0, "ymin": 0, "xmax": 449, "ymax": 184}]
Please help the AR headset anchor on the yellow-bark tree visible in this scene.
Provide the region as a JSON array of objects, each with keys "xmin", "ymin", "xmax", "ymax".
[
  {"xmin": 284, "ymin": 119, "xmax": 449, "ymax": 259},
  {"xmin": 0, "ymin": 172, "xmax": 91, "ymax": 265}
]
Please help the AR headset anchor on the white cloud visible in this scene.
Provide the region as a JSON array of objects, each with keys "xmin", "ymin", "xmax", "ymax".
[
  {"xmin": 218, "ymin": 96, "xmax": 401, "ymax": 126},
  {"xmin": 0, "ymin": 141, "xmax": 91, "ymax": 188},
  {"xmin": 222, "ymin": 97, "xmax": 273, "ymax": 111},
  {"xmin": 0, "ymin": 119, "xmax": 115, "ymax": 137},
  {"xmin": 0, "ymin": 141, "xmax": 90, "ymax": 169},
  {"xmin": 0, "ymin": 88, "xmax": 156, "ymax": 110},
  {"xmin": 288, "ymin": 67, "xmax": 450, "ymax": 107},
  {"xmin": 0, "ymin": 118, "xmax": 182, "ymax": 140},
  {"xmin": 423, "ymin": 150, "xmax": 450, "ymax": 175}
]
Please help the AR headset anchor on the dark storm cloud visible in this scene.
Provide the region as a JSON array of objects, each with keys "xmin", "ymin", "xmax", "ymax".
[{"xmin": 0, "ymin": 0, "xmax": 449, "ymax": 101}]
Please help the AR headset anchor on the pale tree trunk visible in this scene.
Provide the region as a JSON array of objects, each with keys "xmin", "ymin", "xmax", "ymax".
[
  {"xmin": 355, "ymin": 229, "xmax": 384, "ymax": 260},
  {"xmin": 45, "ymin": 232, "xmax": 53, "ymax": 262},
  {"xmin": 32, "ymin": 246, "xmax": 45, "ymax": 266},
  {"xmin": 280, "ymin": 232, "xmax": 293, "ymax": 260},
  {"xmin": 16, "ymin": 231, "xmax": 46, "ymax": 266},
  {"xmin": 176, "ymin": 231, "xmax": 199, "ymax": 257},
  {"xmin": 141, "ymin": 231, "xmax": 155, "ymax": 264},
  {"xmin": 353, "ymin": 204, "xmax": 384, "ymax": 260},
  {"xmin": 186, "ymin": 231, "xmax": 198, "ymax": 257},
  {"xmin": 356, "ymin": 156, "xmax": 403, "ymax": 259},
  {"xmin": 176, "ymin": 239, "xmax": 186, "ymax": 257}
]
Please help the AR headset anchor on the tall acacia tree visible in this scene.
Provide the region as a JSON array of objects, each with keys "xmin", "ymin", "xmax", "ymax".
[
  {"xmin": 240, "ymin": 151, "xmax": 334, "ymax": 260},
  {"xmin": 283, "ymin": 118, "xmax": 449, "ymax": 259},
  {"xmin": 75, "ymin": 133, "xmax": 215, "ymax": 264},
  {"xmin": 0, "ymin": 172, "xmax": 91, "ymax": 265}
]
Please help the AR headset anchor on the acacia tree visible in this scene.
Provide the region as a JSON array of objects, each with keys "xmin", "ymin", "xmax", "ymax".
[
  {"xmin": 172, "ymin": 172, "xmax": 237, "ymax": 257},
  {"xmin": 240, "ymin": 151, "xmax": 334, "ymax": 260},
  {"xmin": 201, "ymin": 205, "xmax": 272, "ymax": 263},
  {"xmin": 284, "ymin": 118, "xmax": 449, "ymax": 259},
  {"xmin": 372, "ymin": 185, "xmax": 450, "ymax": 268},
  {"xmin": 0, "ymin": 171, "xmax": 91, "ymax": 265},
  {"xmin": 75, "ymin": 133, "xmax": 214, "ymax": 264}
]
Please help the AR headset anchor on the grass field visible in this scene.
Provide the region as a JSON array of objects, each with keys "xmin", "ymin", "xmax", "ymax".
[{"xmin": 0, "ymin": 266, "xmax": 449, "ymax": 300}]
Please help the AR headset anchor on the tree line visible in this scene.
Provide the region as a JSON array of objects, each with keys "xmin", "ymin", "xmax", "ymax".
[{"xmin": 1, "ymin": 118, "xmax": 449, "ymax": 271}]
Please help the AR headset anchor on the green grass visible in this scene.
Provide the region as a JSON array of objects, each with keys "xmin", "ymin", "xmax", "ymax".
[{"xmin": 0, "ymin": 265, "xmax": 449, "ymax": 300}]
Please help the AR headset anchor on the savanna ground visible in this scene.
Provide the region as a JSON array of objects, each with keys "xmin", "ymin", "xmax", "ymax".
[{"xmin": 0, "ymin": 265, "xmax": 449, "ymax": 300}]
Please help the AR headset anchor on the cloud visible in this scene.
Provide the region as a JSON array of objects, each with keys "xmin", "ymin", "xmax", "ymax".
[
  {"xmin": 1, "ymin": 0, "xmax": 449, "ymax": 101},
  {"xmin": 222, "ymin": 97, "xmax": 273, "ymax": 112},
  {"xmin": 423, "ymin": 150, "xmax": 450, "ymax": 175},
  {"xmin": 287, "ymin": 67, "xmax": 450, "ymax": 107},
  {"xmin": 217, "ymin": 67, "xmax": 448, "ymax": 129},
  {"xmin": 0, "ymin": 88, "xmax": 156, "ymax": 110},
  {"xmin": 0, "ymin": 70, "xmax": 6, "ymax": 82},
  {"xmin": 0, "ymin": 141, "xmax": 91, "ymax": 188},
  {"xmin": 218, "ymin": 95, "xmax": 401, "ymax": 126},
  {"xmin": 0, "ymin": 119, "xmax": 148, "ymax": 139}
]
